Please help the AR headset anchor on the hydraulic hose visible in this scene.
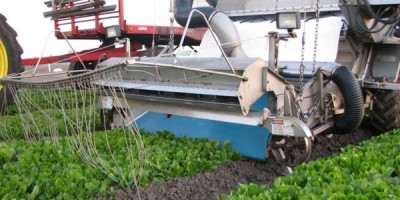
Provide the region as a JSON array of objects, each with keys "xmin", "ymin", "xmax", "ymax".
[{"xmin": 330, "ymin": 66, "xmax": 364, "ymax": 133}]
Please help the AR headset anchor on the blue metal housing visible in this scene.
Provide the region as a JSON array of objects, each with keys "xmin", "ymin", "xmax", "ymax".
[{"xmin": 135, "ymin": 94, "xmax": 271, "ymax": 160}]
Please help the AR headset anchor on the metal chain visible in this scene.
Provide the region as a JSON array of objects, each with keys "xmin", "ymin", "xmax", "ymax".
[
  {"xmin": 298, "ymin": 0, "xmax": 321, "ymax": 121},
  {"xmin": 168, "ymin": 11, "xmax": 175, "ymax": 54},
  {"xmin": 300, "ymin": 0, "xmax": 321, "ymax": 88},
  {"xmin": 299, "ymin": 10, "xmax": 307, "ymax": 89},
  {"xmin": 300, "ymin": 39, "xmax": 305, "ymax": 88},
  {"xmin": 312, "ymin": 0, "xmax": 321, "ymax": 74}
]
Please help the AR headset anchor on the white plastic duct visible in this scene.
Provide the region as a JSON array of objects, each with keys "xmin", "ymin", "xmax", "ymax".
[{"xmin": 197, "ymin": 16, "xmax": 343, "ymax": 62}]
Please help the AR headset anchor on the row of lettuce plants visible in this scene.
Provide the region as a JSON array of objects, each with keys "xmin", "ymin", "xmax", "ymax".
[
  {"xmin": 223, "ymin": 130, "xmax": 400, "ymax": 199},
  {"xmin": 0, "ymin": 129, "xmax": 238, "ymax": 199}
]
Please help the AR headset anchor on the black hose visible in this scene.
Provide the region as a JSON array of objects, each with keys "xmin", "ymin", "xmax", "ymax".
[
  {"xmin": 330, "ymin": 66, "xmax": 364, "ymax": 133},
  {"xmin": 174, "ymin": 0, "xmax": 216, "ymax": 28}
]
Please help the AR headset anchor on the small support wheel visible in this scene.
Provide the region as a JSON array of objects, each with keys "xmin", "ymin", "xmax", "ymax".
[{"xmin": 270, "ymin": 136, "xmax": 312, "ymax": 167}]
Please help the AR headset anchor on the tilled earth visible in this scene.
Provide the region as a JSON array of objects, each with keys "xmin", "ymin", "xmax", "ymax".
[{"xmin": 94, "ymin": 123, "xmax": 378, "ymax": 200}]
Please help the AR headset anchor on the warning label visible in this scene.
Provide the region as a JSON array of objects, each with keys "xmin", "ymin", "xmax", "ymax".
[{"xmin": 271, "ymin": 119, "xmax": 295, "ymax": 136}]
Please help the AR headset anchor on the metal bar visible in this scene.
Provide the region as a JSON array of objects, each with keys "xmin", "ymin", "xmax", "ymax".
[
  {"xmin": 318, "ymin": 70, "xmax": 325, "ymax": 123},
  {"xmin": 361, "ymin": 81, "xmax": 400, "ymax": 90},
  {"xmin": 99, "ymin": 80, "xmax": 238, "ymax": 96},
  {"xmin": 121, "ymin": 98, "xmax": 264, "ymax": 126},
  {"xmin": 360, "ymin": 45, "xmax": 374, "ymax": 81},
  {"xmin": 22, "ymin": 41, "xmax": 123, "ymax": 66},
  {"xmin": 57, "ymin": 14, "xmax": 119, "ymax": 25},
  {"xmin": 122, "ymin": 93, "xmax": 240, "ymax": 111},
  {"xmin": 71, "ymin": 1, "xmax": 77, "ymax": 36},
  {"xmin": 95, "ymin": 8, "xmax": 100, "ymax": 31},
  {"xmin": 125, "ymin": 60, "xmax": 244, "ymax": 79},
  {"xmin": 125, "ymin": 38, "xmax": 131, "ymax": 58},
  {"xmin": 56, "ymin": 10, "xmax": 119, "ymax": 22},
  {"xmin": 311, "ymin": 121, "xmax": 334, "ymax": 136},
  {"xmin": 178, "ymin": 9, "xmax": 237, "ymax": 74},
  {"xmin": 268, "ymin": 32, "xmax": 278, "ymax": 71},
  {"xmin": 31, "ymin": 29, "xmax": 90, "ymax": 75},
  {"xmin": 44, "ymin": 0, "xmax": 85, "ymax": 7},
  {"xmin": 118, "ymin": 0, "xmax": 125, "ymax": 31},
  {"xmin": 361, "ymin": 0, "xmax": 400, "ymax": 5},
  {"xmin": 32, "ymin": 31, "xmax": 55, "ymax": 75},
  {"xmin": 44, "ymin": 1, "xmax": 106, "ymax": 18},
  {"xmin": 51, "ymin": 5, "xmax": 117, "ymax": 20},
  {"xmin": 6, "ymin": 70, "xmax": 91, "ymax": 79}
]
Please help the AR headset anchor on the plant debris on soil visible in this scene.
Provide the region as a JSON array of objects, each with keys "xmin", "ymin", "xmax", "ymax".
[{"xmin": 94, "ymin": 123, "xmax": 378, "ymax": 200}]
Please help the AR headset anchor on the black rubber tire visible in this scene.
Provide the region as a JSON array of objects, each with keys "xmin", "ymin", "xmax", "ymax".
[
  {"xmin": 68, "ymin": 60, "xmax": 98, "ymax": 76},
  {"xmin": 0, "ymin": 14, "xmax": 24, "ymax": 113},
  {"xmin": 371, "ymin": 90, "xmax": 400, "ymax": 132}
]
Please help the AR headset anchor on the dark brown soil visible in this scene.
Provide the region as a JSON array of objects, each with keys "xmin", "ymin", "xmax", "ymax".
[{"xmin": 94, "ymin": 123, "xmax": 378, "ymax": 200}]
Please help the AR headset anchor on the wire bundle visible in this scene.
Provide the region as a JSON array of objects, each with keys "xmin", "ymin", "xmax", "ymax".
[{"xmin": 344, "ymin": 0, "xmax": 400, "ymax": 34}]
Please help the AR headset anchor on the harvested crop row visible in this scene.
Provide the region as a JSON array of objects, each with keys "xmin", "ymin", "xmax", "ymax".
[{"xmin": 223, "ymin": 130, "xmax": 400, "ymax": 199}]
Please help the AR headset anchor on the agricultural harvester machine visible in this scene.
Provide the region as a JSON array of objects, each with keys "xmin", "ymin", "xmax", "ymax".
[{"xmin": 1, "ymin": 0, "xmax": 400, "ymax": 166}]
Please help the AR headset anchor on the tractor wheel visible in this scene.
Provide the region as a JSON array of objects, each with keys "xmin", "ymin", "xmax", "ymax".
[
  {"xmin": 0, "ymin": 14, "xmax": 24, "ymax": 113},
  {"xmin": 68, "ymin": 60, "xmax": 98, "ymax": 76},
  {"xmin": 371, "ymin": 90, "xmax": 400, "ymax": 132}
]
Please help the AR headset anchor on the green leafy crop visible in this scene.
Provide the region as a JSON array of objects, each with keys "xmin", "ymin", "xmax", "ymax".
[
  {"xmin": 0, "ymin": 130, "xmax": 239, "ymax": 199},
  {"xmin": 0, "ymin": 107, "xmax": 102, "ymax": 140},
  {"xmin": 222, "ymin": 130, "xmax": 400, "ymax": 199}
]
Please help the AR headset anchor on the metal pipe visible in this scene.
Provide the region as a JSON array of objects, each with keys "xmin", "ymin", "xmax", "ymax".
[
  {"xmin": 125, "ymin": 60, "xmax": 243, "ymax": 79},
  {"xmin": 125, "ymin": 38, "xmax": 131, "ymax": 58},
  {"xmin": 360, "ymin": 45, "xmax": 374, "ymax": 81},
  {"xmin": 178, "ymin": 9, "xmax": 236, "ymax": 74},
  {"xmin": 174, "ymin": 0, "xmax": 246, "ymax": 57},
  {"xmin": 57, "ymin": 14, "xmax": 119, "ymax": 25},
  {"xmin": 170, "ymin": 0, "xmax": 175, "ymax": 14},
  {"xmin": 118, "ymin": 0, "xmax": 125, "ymax": 31}
]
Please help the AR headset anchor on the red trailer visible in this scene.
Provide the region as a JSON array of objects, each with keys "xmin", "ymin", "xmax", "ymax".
[{"xmin": 22, "ymin": 0, "xmax": 206, "ymax": 70}]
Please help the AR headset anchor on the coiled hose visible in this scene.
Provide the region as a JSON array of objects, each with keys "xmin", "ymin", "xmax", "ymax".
[{"xmin": 330, "ymin": 66, "xmax": 364, "ymax": 133}]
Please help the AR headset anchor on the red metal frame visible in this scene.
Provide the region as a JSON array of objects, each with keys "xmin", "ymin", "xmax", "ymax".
[
  {"xmin": 22, "ymin": 42, "xmax": 143, "ymax": 66},
  {"xmin": 51, "ymin": 0, "xmax": 205, "ymax": 41},
  {"xmin": 52, "ymin": 0, "xmax": 119, "ymax": 39},
  {"xmin": 23, "ymin": 0, "xmax": 206, "ymax": 66}
]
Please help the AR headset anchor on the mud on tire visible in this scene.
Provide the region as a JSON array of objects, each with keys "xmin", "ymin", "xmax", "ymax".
[{"xmin": 371, "ymin": 90, "xmax": 400, "ymax": 132}]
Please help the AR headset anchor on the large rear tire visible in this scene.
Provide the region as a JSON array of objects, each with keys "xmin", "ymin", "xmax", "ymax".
[
  {"xmin": 0, "ymin": 14, "xmax": 24, "ymax": 113},
  {"xmin": 371, "ymin": 90, "xmax": 400, "ymax": 132}
]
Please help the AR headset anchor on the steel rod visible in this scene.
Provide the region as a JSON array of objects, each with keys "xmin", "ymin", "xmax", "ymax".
[{"xmin": 125, "ymin": 60, "xmax": 244, "ymax": 79}]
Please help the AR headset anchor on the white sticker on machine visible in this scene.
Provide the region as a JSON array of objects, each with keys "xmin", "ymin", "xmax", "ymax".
[
  {"xmin": 99, "ymin": 96, "xmax": 113, "ymax": 110},
  {"xmin": 271, "ymin": 119, "xmax": 295, "ymax": 136}
]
